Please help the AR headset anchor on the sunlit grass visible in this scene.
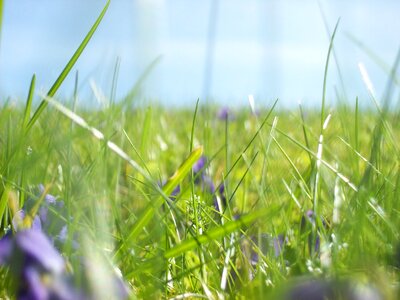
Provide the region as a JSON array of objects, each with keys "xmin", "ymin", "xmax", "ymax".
[
  {"xmin": 0, "ymin": 1, "xmax": 399, "ymax": 299},
  {"xmin": 1, "ymin": 95, "xmax": 400, "ymax": 298}
]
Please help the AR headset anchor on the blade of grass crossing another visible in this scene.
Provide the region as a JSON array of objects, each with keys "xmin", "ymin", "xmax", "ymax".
[
  {"xmin": 115, "ymin": 146, "xmax": 204, "ymax": 257},
  {"xmin": 41, "ymin": 95, "xmax": 204, "ymax": 256},
  {"xmin": 26, "ymin": 0, "xmax": 110, "ymax": 132},
  {"xmin": 213, "ymin": 99, "xmax": 278, "ymax": 195},
  {"xmin": 164, "ymin": 204, "xmax": 282, "ymax": 259},
  {"xmin": 162, "ymin": 146, "xmax": 203, "ymax": 196}
]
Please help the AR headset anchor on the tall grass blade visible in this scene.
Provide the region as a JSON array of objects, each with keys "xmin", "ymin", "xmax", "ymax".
[
  {"xmin": 164, "ymin": 205, "xmax": 281, "ymax": 259},
  {"xmin": 139, "ymin": 107, "xmax": 152, "ymax": 158},
  {"xmin": 115, "ymin": 146, "xmax": 203, "ymax": 257},
  {"xmin": 318, "ymin": 3, "xmax": 348, "ymax": 101},
  {"xmin": 346, "ymin": 33, "xmax": 400, "ymax": 85},
  {"xmin": 110, "ymin": 56, "xmax": 121, "ymax": 105},
  {"xmin": 22, "ymin": 74, "xmax": 36, "ymax": 129},
  {"xmin": 214, "ymin": 99, "xmax": 278, "ymax": 194},
  {"xmin": 42, "ymin": 95, "xmax": 149, "ymax": 180},
  {"xmin": 121, "ymin": 55, "xmax": 162, "ymax": 108},
  {"xmin": 26, "ymin": 0, "xmax": 110, "ymax": 132},
  {"xmin": 320, "ymin": 19, "xmax": 340, "ymax": 130},
  {"xmin": 0, "ymin": 184, "xmax": 10, "ymax": 227},
  {"xmin": 190, "ymin": 99, "xmax": 200, "ymax": 152}
]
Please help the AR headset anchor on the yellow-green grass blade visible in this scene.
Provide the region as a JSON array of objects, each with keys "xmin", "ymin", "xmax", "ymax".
[
  {"xmin": 121, "ymin": 55, "xmax": 162, "ymax": 108},
  {"xmin": 22, "ymin": 74, "xmax": 36, "ymax": 129},
  {"xmin": 26, "ymin": 0, "xmax": 110, "ymax": 132},
  {"xmin": 164, "ymin": 204, "xmax": 281, "ymax": 259},
  {"xmin": 320, "ymin": 18, "xmax": 340, "ymax": 132},
  {"xmin": 213, "ymin": 99, "xmax": 278, "ymax": 195},
  {"xmin": 114, "ymin": 146, "xmax": 203, "ymax": 257},
  {"xmin": 0, "ymin": 184, "xmax": 10, "ymax": 228}
]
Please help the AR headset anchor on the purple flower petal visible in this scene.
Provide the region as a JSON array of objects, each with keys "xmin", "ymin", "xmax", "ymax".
[
  {"xmin": 170, "ymin": 184, "xmax": 180, "ymax": 199},
  {"xmin": 15, "ymin": 230, "xmax": 65, "ymax": 274},
  {"xmin": 38, "ymin": 184, "xmax": 58, "ymax": 205},
  {"xmin": 49, "ymin": 275, "xmax": 87, "ymax": 300},
  {"xmin": 273, "ymin": 234, "xmax": 285, "ymax": 257},
  {"xmin": 0, "ymin": 232, "xmax": 12, "ymax": 264},
  {"xmin": 39, "ymin": 206, "xmax": 49, "ymax": 225},
  {"xmin": 57, "ymin": 226, "xmax": 68, "ymax": 244},
  {"xmin": 193, "ymin": 156, "xmax": 207, "ymax": 174},
  {"xmin": 202, "ymin": 176, "xmax": 215, "ymax": 194},
  {"xmin": 217, "ymin": 107, "xmax": 229, "ymax": 120},
  {"xmin": 45, "ymin": 194, "xmax": 57, "ymax": 205},
  {"xmin": 21, "ymin": 266, "xmax": 49, "ymax": 300},
  {"xmin": 31, "ymin": 216, "xmax": 42, "ymax": 231}
]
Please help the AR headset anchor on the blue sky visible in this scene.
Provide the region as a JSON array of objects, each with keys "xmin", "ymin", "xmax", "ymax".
[{"xmin": 1, "ymin": 0, "xmax": 399, "ymax": 108}]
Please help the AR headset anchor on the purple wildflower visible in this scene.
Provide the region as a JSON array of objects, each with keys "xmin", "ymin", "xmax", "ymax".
[
  {"xmin": 193, "ymin": 156, "xmax": 207, "ymax": 174},
  {"xmin": 14, "ymin": 185, "xmax": 74, "ymax": 249},
  {"xmin": 301, "ymin": 210, "xmax": 322, "ymax": 254},
  {"xmin": 242, "ymin": 233, "xmax": 286, "ymax": 267},
  {"xmin": 170, "ymin": 185, "xmax": 181, "ymax": 199},
  {"xmin": 0, "ymin": 229, "xmax": 83, "ymax": 300},
  {"xmin": 159, "ymin": 181, "xmax": 181, "ymax": 201},
  {"xmin": 235, "ymin": 233, "xmax": 287, "ymax": 282},
  {"xmin": 201, "ymin": 175, "xmax": 215, "ymax": 194},
  {"xmin": 217, "ymin": 107, "xmax": 235, "ymax": 121},
  {"xmin": 192, "ymin": 156, "xmax": 216, "ymax": 200},
  {"xmin": 273, "ymin": 234, "xmax": 285, "ymax": 257},
  {"xmin": 2, "ymin": 186, "xmax": 131, "ymax": 299}
]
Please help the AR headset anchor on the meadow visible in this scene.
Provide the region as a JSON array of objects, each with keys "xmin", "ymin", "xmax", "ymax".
[{"xmin": 1, "ymin": 1, "xmax": 400, "ymax": 299}]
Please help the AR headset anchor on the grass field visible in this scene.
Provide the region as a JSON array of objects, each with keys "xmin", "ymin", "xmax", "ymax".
[
  {"xmin": 1, "ymin": 94, "xmax": 400, "ymax": 299},
  {"xmin": 1, "ymin": 1, "xmax": 400, "ymax": 299}
]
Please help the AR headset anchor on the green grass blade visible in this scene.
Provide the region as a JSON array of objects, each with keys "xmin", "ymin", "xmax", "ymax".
[
  {"xmin": 320, "ymin": 18, "xmax": 340, "ymax": 131},
  {"xmin": 346, "ymin": 33, "xmax": 400, "ymax": 86},
  {"xmin": 228, "ymin": 152, "xmax": 259, "ymax": 210},
  {"xmin": 121, "ymin": 55, "xmax": 162, "ymax": 108},
  {"xmin": 190, "ymin": 98, "xmax": 200, "ymax": 152},
  {"xmin": 318, "ymin": 3, "xmax": 348, "ymax": 101},
  {"xmin": 162, "ymin": 146, "xmax": 203, "ymax": 195},
  {"xmin": 26, "ymin": 0, "xmax": 110, "ymax": 132},
  {"xmin": 140, "ymin": 107, "xmax": 152, "ymax": 157},
  {"xmin": 164, "ymin": 205, "xmax": 281, "ymax": 259},
  {"xmin": 0, "ymin": 184, "xmax": 10, "ymax": 228},
  {"xmin": 214, "ymin": 99, "xmax": 278, "ymax": 194},
  {"xmin": 274, "ymin": 126, "xmax": 358, "ymax": 191},
  {"xmin": 22, "ymin": 74, "xmax": 36, "ymax": 129},
  {"xmin": 73, "ymin": 70, "xmax": 79, "ymax": 111},
  {"xmin": 355, "ymin": 97, "xmax": 359, "ymax": 152},
  {"xmin": 114, "ymin": 146, "xmax": 203, "ymax": 257},
  {"xmin": 298, "ymin": 102, "xmax": 313, "ymax": 165},
  {"xmin": 110, "ymin": 56, "xmax": 121, "ymax": 105}
]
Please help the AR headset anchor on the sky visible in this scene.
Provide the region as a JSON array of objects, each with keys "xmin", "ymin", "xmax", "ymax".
[{"xmin": 0, "ymin": 0, "xmax": 399, "ymax": 108}]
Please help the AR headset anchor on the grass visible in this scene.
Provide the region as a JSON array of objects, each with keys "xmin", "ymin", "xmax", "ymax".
[
  {"xmin": 1, "ymin": 2, "xmax": 400, "ymax": 299},
  {"xmin": 1, "ymin": 98, "xmax": 400, "ymax": 298}
]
